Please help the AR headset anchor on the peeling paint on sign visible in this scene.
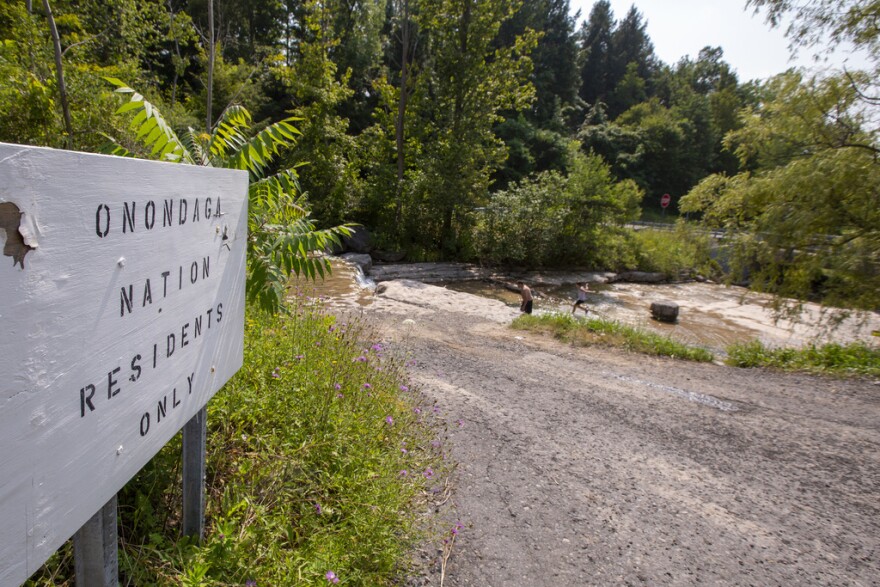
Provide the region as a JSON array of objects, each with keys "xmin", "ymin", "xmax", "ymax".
[{"xmin": 0, "ymin": 202, "xmax": 34, "ymax": 268}]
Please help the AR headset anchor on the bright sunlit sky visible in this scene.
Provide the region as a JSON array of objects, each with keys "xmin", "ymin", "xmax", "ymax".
[{"xmin": 568, "ymin": 0, "xmax": 868, "ymax": 81}]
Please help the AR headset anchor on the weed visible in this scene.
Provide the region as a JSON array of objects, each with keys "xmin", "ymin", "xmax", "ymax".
[
  {"xmin": 726, "ymin": 340, "xmax": 880, "ymax": 377},
  {"xmin": 512, "ymin": 312, "xmax": 714, "ymax": 362},
  {"xmin": 28, "ymin": 293, "xmax": 444, "ymax": 586}
]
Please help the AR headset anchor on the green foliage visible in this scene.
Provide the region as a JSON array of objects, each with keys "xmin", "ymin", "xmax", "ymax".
[
  {"xmin": 274, "ymin": 0, "xmax": 360, "ymax": 227},
  {"xmin": 473, "ymin": 146, "xmax": 642, "ymax": 267},
  {"xmin": 632, "ymin": 225, "xmax": 718, "ymax": 279},
  {"xmin": 680, "ymin": 71, "xmax": 880, "ymax": 312},
  {"xmin": 726, "ymin": 339, "xmax": 880, "ymax": 377},
  {"xmin": 27, "ymin": 297, "xmax": 445, "ymax": 585},
  {"xmin": 0, "ymin": 3, "xmax": 139, "ymax": 151},
  {"xmin": 402, "ymin": 0, "xmax": 538, "ymax": 256},
  {"xmin": 747, "ymin": 0, "xmax": 880, "ymax": 73},
  {"xmin": 512, "ymin": 311, "xmax": 715, "ymax": 362},
  {"xmin": 104, "ymin": 78, "xmax": 351, "ymax": 313}
]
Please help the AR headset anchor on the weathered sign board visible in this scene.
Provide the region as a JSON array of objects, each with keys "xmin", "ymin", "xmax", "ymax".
[{"xmin": 0, "ymin": 143, "xmax": 248, "ymax": 585}]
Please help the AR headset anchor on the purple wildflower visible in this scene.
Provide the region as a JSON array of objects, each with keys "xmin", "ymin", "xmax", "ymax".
[
  {"xmin": 325, "ymin": 570, "xmax": 339, "ymax": 584},
  {"xmin": 334, "ymin": 383, "xmax": 341, "ymax": 390},
  {"xmin": 399, "ymin": 470, "xmax": 408, "ymax": 477},
  {"xmin": 400, "ymin": 385, "xmax": 409, "ymax": 392},
  {"xmin": 385, "ymin": 415, "xmax": 394, "ymax": 425},
  {"xmin": 355, "ymin": 356, "xmax": 367, "ymax": 362},
  {"xmin": 315, "ymin": 503, "xmax": 322, "ymax": 515},
  {"xmin": 246, "ymin": 581, "xmax": 257, "ymax": 587},
  {"xmin": 413, "ymin": 407, "xmax": 421, "ymax": 415},
  {"xmin": 336, "ymin": 393, "xmax": 344, "ymax": 399},
  {"xmin": 363, "ymin": 383, "xmax": 372, "ymax": 390},
  {"xmin": 457, "ymin": 419, "xmax": 464, "ymax": 427},
  {"xmin": 423, "ymin": 468, "xmax": 434, "ymax": 479}
]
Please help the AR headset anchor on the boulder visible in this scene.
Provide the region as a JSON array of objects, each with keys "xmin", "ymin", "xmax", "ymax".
[
  {"xmin": 343, "ymin": 226, "xmax": 373, "ymax": 254},
  {"xmin": 340, "ymin": 252, "xmax": 373, "ymax": 275},
  {"xmin": 650, "ymin": 301, "xmax": 679, "ymax": 323}
]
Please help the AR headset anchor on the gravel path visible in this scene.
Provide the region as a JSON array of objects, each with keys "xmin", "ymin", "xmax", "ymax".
[{"xmin": 354, "ymin": 280, "xmax": 880, "ymax": 587}]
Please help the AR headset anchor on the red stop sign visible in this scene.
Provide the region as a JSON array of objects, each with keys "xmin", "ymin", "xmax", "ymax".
[{"xmin": 660, "ymin": 193, "xmax": 671, "ymax": 208}]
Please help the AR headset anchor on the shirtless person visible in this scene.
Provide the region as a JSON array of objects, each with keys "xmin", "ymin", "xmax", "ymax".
[
  {"xmin": 518, "ymin": 281, "xmax": 533, "ymax": 314},
  {"xmin": 572, "ymin": 282, "xmax": 589, "ymax": 315}
]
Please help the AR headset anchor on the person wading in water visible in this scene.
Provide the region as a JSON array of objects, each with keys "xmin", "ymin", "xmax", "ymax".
[
  {"xmin": 518, "ymin": 281, "xmax": 533, "ymax": 314},
  {"xmin": 572, "ymin": 282, "xmax": 590, "ymax": 315}
]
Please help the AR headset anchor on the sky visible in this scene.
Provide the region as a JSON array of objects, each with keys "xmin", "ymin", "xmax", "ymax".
[{"xmin": 568, "ymin": 0, "xmax": 868, "ymax": 81}]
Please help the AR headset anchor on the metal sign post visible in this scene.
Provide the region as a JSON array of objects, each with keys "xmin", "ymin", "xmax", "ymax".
[{"xmin": 660, "ymin": 193, "xmax": 671, "ymax": 218}]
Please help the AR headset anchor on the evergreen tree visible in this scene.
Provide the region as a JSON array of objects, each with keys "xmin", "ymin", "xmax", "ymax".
[
  {"xmin": 606, "ymin": 5, "xmax": 654, "ymax": 117},
  {"xmin": 500, "ymin": 0, "xmax": 579, "ymax": 128},
  {"xmin": 577, "ymin": 0, "xmax": 613, "ymax": 109}
]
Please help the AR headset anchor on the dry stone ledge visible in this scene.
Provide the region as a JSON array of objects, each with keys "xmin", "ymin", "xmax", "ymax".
[
  {"xmin": 340, "ymin": 252, "xmax": 373, "ymax": 275},
  {"xmin": 612, "ymin": 271, "xmax": 667, "ymax": 283},
  {"xmin": 651, "ymin": 300, "xmax": 680, "ymax": 323}
]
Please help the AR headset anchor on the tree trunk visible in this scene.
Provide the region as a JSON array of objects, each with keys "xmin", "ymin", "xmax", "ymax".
[
  {"xmin": 42, "ymin": 0, "xmax": 73, "ymax": 146},
  {"xmin": 394, "ymin": 0, "xmax": 411, "ymax": 227},
  {"xmin": 206, "ymin": 0, "xmax": 215, "ymax": 131},
  {"xmin": 168, "ymin": 1, "xmax": 181, "ymax": 105}
]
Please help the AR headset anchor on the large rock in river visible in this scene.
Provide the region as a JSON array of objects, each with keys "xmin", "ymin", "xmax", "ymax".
[
  {"xmin": 343, "ymin": 226, "xmax": 373, "ymax": 254},
  {"xmin": 650, "ymin": 301, "xmax": 680, "ymax": 323}
]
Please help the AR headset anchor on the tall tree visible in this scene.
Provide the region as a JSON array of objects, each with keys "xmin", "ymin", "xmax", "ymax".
[
  {"xmin": 500, "ymin": 0, "xmax": 579, "ymax": 127},
  {"xmin": 407, "ymin": 0, "xmax": 536, "ymax": 255},
  {"xmin": 577, "ymin": 0, "xmax": 614, "ymax": 108},
  {"xmin": 606, "ymin": 4, "xmax": 654, "ymax": 116},
  {"xmin": 278, "ymin": 0, "xmax": 357, "ymax": 225}
]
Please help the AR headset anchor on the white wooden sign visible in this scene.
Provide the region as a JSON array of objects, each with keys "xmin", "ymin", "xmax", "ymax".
[{"xmin": 0, "ymin": 143, "xmax": 248, "ymax": 585}]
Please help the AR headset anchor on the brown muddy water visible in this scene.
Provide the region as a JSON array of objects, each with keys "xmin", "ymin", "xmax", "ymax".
[{"xmin": 300, "ymin": 260, "xmax": 880, "ymax": 354}]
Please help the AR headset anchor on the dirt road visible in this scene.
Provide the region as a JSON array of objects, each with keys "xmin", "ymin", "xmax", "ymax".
[{"xmin": 354, "ymin": 280, "xmax": 880, "ymax": 586}]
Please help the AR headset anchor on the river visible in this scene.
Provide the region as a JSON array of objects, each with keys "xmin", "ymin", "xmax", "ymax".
[{"xmin": 300, "ymin": 259, "xmax": 880, "ymax": 354}]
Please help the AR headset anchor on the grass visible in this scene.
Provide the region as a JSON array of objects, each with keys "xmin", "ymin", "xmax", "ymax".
[
  {"xmin": 27, "ymin": 291, "xmax": 446, "ymax": 586},
  {"xmin": 630, "ymin": 226, "xmax": 718, "ymax": 280},
  {"xmin": 512, "ymin": 312, "xmax": 715, "ymax": 363},
  {"xmin": 726, "ymin": 340, "xmax": 880, "ymax": 378},
  {"xmin": 512, "ymin": 312, "xmax": 880, "ymax": 378}
]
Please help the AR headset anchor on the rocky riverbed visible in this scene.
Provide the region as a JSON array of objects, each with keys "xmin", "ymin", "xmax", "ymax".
[{"xmin": 323, "ymin": 260, "xmax": 880, "ymax": 353}]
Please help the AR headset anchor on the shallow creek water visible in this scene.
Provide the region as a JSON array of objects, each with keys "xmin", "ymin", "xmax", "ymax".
[{"xmin": 301, "ymin": 260, "xmax": 880, "ymax": 354}]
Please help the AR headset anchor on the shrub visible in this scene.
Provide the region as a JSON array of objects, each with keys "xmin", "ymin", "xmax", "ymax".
[
  {"xmin": 28, "ymin": 294, "xmax": 445, "ymax": 586},
  {"xmin": 726, "ymin": 340, "xmax": 880, "ymax": 377}
]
